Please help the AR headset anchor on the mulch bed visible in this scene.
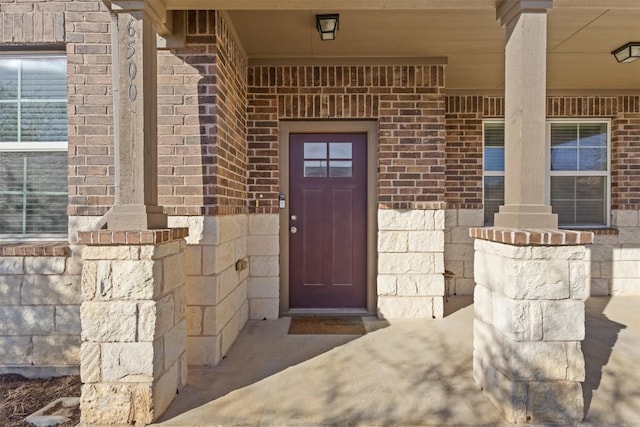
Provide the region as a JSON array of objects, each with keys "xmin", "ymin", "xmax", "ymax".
[{"xmin": 0, "ymin": 374, "xmax": 81, "ymax": 427}]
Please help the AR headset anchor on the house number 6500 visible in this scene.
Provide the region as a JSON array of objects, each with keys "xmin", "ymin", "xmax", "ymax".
[{"xmin": 125, "ymin": 18, "xmax": 138, "ymax": 102}]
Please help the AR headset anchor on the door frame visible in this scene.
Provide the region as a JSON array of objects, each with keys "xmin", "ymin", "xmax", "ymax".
[{"xmin": 279, "ymin": 121, "xmax": 378, "ymax": 314}]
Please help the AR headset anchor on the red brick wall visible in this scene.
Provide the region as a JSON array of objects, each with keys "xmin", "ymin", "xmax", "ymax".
[
  {"xmin": 208, "ymin": 12, "xmax": 248, "ymax": 215},
  {"xmin": 247, "ymin": 65, "xmax": 447, "ymax": 213},
  {"xmin": 57, "ymin": 7, "xmax": 247, "ymax": 217},
  {"xmin": 64, "ymin": 1, "xmax": 116, "ymax": 216},
  {"xmin": 445, "ymin": 96, "xmax": 483, "ymax": 209},
  {"xmin": 612, "ymin": 111, "xmax": 640, "ymax": 209},
  {"xmin": 445, "ymin": 95, "xmax": 640, "ymax": 210},
  {"xmin": 158, "ymin": 11, "xmax": 248, "ymax": 216}
]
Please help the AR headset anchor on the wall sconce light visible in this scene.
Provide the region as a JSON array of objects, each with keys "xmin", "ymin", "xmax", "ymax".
[
  {"xmin": 611, "ymin": 42, "xmax": 640, "ymax": 63},
  {"xmin": 316, "ymin": 14, "xmax": 339, "ymax": 41}
]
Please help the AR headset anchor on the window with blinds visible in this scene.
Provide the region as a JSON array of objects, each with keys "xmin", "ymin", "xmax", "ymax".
[
  {"xmin": 482, "ymin": 121, "xmax": 610, "ymax": 227},
  {"xmin": 0, "ymin": 55, "xmax": 68, "ymax": 237},
  {"xmin": 483, "ymin": 122, "xmax": 505, "ymax": 225},
  {"xmin": 550, "ymin": 122, "xmax": 609, "ymax": 227}
]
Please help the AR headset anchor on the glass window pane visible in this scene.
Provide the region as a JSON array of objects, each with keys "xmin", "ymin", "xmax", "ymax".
[
  {"xmin": 551, "ymin": 123, "xmax": 578, "ymax": 147},
  {"xmin": 21, "ymin": 58, "xmax": 67, "ymax": 99},
  {"xmin": 21, "ymin": 102, "xmax": 67, "ymax": 142},
  {"xmin": 576, "ymin": 200, "xmax": 605, "ymax": 225},
  {"xmin": 0, "ymin": 103, "xmax": 18, "ymax": 142},
  {"xmin": 0, "ymin": 59, "xmax": 19, "ymax": 99},
  {"xmin": 551, "ymin": 200, "xmax": 575, "ymax": 226},
  {"xmin": 0, "ymin": 194, "xmax": 24, "ymax": 234},
  {"xmin": 0, "ymin": 152, "xmax": 68, "ymax": 235},
  {"xmin": 579, "ymin": 148, "xmax": 607, "ymax": 171},
  {"xmin": 27, "ymin": 152, "xmax": 67, "ymax": 192},
  {"xmin": 304, "ymin": 160, "xmax": 327, "ymax": 177},
  {"xmin": 304, "ymin": 143, "xmax": 327, "ymax": 159},
  {"xmin": 0, "ymin": 152, "xmax": 26, "ymax": 192},
  {"xmin": 576, "ymin": 176, "xmax": 605, "ymax": 200},
  {"xmin": 551, "ymin": 147, "xmax": 578, "ymax": 171},
  {"xmin": 551, "ymin": 176, "xmax": 606, "ymax": 226},
  {"xmin": 484, "ymin": 123, "xmax": 504, "ymax": 147},
  {"xmin": 579, "ymin": 123, "xmax": 607, "ymax": 148},
  {"xmin": 484, "ymin": 147, "xmax": 504, "ymax": 171},
  {"xmin": 329, "ymin": 142, "xmax": 352, "ymax": 159},
  {"xmin": 329, "ymin": 161, "xmax": 352, "ymax": 177},
  {"xmin": 484, "ymin": 176, "xmax": 504, "ymax": 226},
  {"xmin": 551, "ymin": 176, "xmax": 575, "ymax": 200},
  {"xmin": 484, "ymin": 176, "xmax": 505, "ymax": 200},
  {"xmin": 26, "ymin": 194, "xmax": 68, "ymax": 234}
]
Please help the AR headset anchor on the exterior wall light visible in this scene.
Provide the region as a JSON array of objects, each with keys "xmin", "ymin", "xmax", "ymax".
[
  {"xmin": 316, "ymin": 14, "xmax": 339, "ymax": 40},
  {"xmin": 611, "ymin": 42, "xmax": 640, "ymax": 63}
]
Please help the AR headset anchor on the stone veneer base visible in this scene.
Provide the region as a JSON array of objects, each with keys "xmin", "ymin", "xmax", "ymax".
[
  {"xmin": 470, "ymin": 227, "xmax": 591, "ymax": 424},
  {"xmin": 79, "ymin": 229, "xmax": 188, "ymax": 425}
]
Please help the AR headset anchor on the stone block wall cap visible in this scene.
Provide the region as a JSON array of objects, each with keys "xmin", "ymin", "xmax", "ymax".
[
  {"xmin": 0, "ymin": 242, "xmax": 70, "ymax": 257},
  {"xmin": 378, "ymin": 202, "xmax": 446, "ymax": 211},
  {"xmin": 77, "ymin": 228, "xmax": 189, "ymax": 246},
  {"xmin": 469, "ymin": 227, "xmax": 594, "ymax": 246}
]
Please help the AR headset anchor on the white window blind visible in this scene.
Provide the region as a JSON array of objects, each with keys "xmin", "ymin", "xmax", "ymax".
[
  {"xmin": 0, "ymin": 55, "xmax": 68, "ymax": 237},
  {"xmin": 482, "ymin": 121, "xmax": 610, "ymax": 227},
  {"xmin": 483, "ymin": 122, "xmax": 505, "ymax": 225}
]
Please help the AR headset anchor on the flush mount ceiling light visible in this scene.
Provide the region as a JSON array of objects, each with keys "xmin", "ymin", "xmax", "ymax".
[
  {"xmin": 316, "ymin": 14, "xmax": 339, "ymax": 41},
  {"xmin": 611, "ymin": 42, "xmax": 640, "ymax": 63}
]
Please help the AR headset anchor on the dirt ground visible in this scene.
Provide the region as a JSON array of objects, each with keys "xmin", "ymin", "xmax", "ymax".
[{"xmin": 0, "ymin": 374, "xmax": 81, "ymax": 427}]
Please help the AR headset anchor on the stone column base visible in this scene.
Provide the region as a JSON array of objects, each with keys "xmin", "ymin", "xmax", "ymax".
[
  {"xmin": 78, "ymin": 229, "xmax": 188, "ymax": 425},
  {"xmin": 470, "ymin": 227, "xmax": 592, "ymax": 424}
]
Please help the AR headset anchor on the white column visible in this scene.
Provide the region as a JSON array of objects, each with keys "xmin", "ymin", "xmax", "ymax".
[
  {"xmin": 494, "ymin": 0, "xmax": 558, "ymax": 229},
  {"xmin": 105, "ymin": 0, "xmax": 167, "ymax": 230}
]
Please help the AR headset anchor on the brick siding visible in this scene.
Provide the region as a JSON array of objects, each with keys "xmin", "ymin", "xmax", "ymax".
[
  {"xmin": 158, "ymin": 11, "xmax": 248, "ymax": 216},
  {"xmin": 445, "ymin": 96, "xmax": 483, "ymax": 209},
  {"xmin": 64, "ymin": 1, "xmax": 115, "ymax": 216},
  {"xmin": 247, "ymin": 65, "xmax": 447, "ymax": 213},
  {"xmin": 22, "ymin": 5, "xmax": 249, "ymax": 217}
]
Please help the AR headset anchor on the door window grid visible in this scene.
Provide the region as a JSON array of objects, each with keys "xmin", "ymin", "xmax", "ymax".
[{"xmin": 303, "ymin": 142, "xmax": 353, "ymax": 177}]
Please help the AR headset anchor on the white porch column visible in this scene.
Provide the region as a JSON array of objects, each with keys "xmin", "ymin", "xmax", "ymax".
[
  {"xmin": 494, "ymin": 0, "xmax": 558, "ymax": 229},
  {"xmin": 105, "ymin": 0, "xmax": 167, "ymax": 230}
]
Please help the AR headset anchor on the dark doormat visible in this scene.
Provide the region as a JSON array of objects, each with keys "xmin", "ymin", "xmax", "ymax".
[{"xmin": 288, "ymin": 316, "xmax": 366, "ymax": 335}]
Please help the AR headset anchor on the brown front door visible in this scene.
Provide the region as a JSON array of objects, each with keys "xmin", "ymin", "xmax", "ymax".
[{"xmin": 289, "ymin": 133, "xmax": 367, "ymax": 309}]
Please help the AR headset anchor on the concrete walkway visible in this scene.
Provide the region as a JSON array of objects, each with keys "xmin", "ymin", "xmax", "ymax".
[{"xmin": 156, "ymin": 296, "xmax": 640, "ymax": 426}]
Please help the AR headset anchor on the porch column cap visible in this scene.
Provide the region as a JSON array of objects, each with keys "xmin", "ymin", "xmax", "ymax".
[
  {"xmin": 497, "ymin": 0, "xmax": 553, "ymax": 27},
  {"xmin": 103, "ymin": 0, "xmax": 172, "ymax": 35},
  {"xmin": 104, "ymin": 0, "xmax": 146, "ymax": 12}
]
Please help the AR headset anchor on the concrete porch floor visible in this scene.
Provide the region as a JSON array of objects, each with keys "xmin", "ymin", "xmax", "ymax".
[{"xmin": 155, "ymin": 296, "xmax": 640, "ymax": 426}]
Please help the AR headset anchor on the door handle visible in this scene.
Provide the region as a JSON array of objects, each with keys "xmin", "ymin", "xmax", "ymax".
[{"xmin": 290, "ymin": 226, "xmax": 298, "ymax": 234}]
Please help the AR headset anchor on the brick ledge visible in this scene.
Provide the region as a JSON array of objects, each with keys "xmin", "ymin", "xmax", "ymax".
[
  {"xmin": 0, "ymin": 242, "xmax": 70, "ymax": 257},
  {"xmin": 470, "ymin": 227, "xmax": 594, "ymax": 246},
  {"xmin": 78, "ymin": 228, "xmax": 189, "ymax": 246}
]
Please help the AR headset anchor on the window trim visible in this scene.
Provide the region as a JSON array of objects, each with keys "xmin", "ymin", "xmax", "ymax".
[
  {"xmin": 482, "ymin": 119, "xmax": 611, "ymax": 228},
  {"xmin": 546, "ymin": 119, "xmax": 611, "ymax": 228},
  {"xmin": 0, "ymin": 52, "xmax": 68, "ymax": 241},
  {"xmin": 482, "ymin": 120, "xmax": 506, "ymax": 226}
]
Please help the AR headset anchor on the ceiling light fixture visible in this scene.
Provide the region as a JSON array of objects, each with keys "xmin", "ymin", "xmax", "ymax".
[
  {"xmin": 316, "ymin": 14, "xmax": 339, "ymax": 41},
  {"xmin": 611, "ymin": 42, "xmax": 640, "ymax": 63}
]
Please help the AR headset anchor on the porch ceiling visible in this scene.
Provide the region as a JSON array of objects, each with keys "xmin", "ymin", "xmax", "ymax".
[{"xmin": 162, "ymin": 0, "xmax": 640, "ymax": 91}]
